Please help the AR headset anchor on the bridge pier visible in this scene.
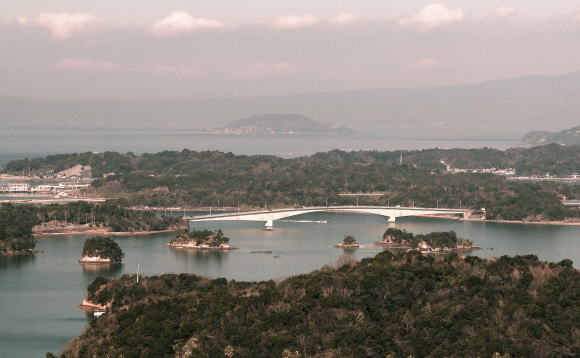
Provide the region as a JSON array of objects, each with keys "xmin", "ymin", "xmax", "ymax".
[
  {"xmin": 264, "ymin": 220, "xmax": 274, "ymax": 230},
  {"xmin": 388, "ymin": 216, "xmax": 397, "ymax": 223}
]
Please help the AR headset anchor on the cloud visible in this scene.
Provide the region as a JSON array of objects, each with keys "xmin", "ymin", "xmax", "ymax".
[
  {"xmin": 147, "ymin": 11, "xmax": 223, "ymax": 37},
  {"xmin": 399, "ymin": 4, "xmax": 466, "ymax": 31},
  {"xmin": 150, "ymin": 64, "xmax": 202, "ymax": 75},
  {"xmin": 412, "ymin": 58, "xmax": 439, "ymax": 70},
  {"xmin": 271, "ymin": 15, "xmax": 320, "ymax": 29},
  {"xmin": 492, "ymin": 6, "xmax": 516, "ymax": 18},
  {"xmin": 242, "ymin": 62, "xmax": 299, "ymax": 75},
  {"xmin": 329, "ymin": 13, "xmax": 358, "ymax": 26},
  {"xmin": 575, "ymin": 12, "xmax": 580, "ymax": 22},
  {"xmin": 17, "ymin": 13, "xmax": 100, "ymax": 40},
  {"xmin": 52, "ymin": 58, "xmax": 120, "ymax": 72}
]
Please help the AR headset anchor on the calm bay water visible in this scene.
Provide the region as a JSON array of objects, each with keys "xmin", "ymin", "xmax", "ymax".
[
  {"xmin": 1, "ymin": 213, "xmax": 580, "ymax": 357},
  {"xmin": 0, "ymin": 130, "xmax": 524, "ymax": 160},
  {"xmin": 0, "ymin": 136, "xmax": 558, "ymax": 357}
]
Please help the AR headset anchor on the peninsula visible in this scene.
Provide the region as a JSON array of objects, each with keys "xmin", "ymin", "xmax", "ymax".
[
  {"xmin": 53, "ymin": 251, "xmax": 579, "ymax": 357},
  {"xmin": 79, "ymin": 236, "xmax": 124, "ymax": 264}
]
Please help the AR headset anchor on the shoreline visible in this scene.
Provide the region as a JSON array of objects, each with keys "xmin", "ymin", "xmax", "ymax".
[
  {"xmin": 79, "ymin": 298, "xmax": 108, "ymax": 311},
  {"xmin": 0, "ymin": 249, "xmax": 42, "ymax": 256},
  {"xmin": 462, "ymin": 218, "xmax": 580, "ymax": 226},
  {"xmin": 34, "ymin": 229, "xmax": 182, "ymax": 237},
  {"xmin": 168, "ymin": 244, "xmax": 236, "ymax": 251}
]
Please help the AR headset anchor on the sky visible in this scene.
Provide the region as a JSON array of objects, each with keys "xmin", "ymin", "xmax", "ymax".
[{"xmin": 1, "ymin": 1, "xmax": 580, "ymax": 99}]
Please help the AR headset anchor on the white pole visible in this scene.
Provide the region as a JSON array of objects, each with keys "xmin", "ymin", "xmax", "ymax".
[{"xmin": 136, "ymin": 260, "xmax": 140, "ymax": 283}]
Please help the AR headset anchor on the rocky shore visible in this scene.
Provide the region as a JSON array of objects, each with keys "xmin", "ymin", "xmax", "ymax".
[
  {"xmin": 78, "ymin": 255, "xmax": 118, "ymax": 264},
  {"xmin": 0, "ymin": 249, "xmax": 41, "ymax": 256},
  {"xmin": 334, "ymin": 243, "xmax": 360, "ymax": 248},
  {"xmin": 168, "ymin": 241, "xmax": 233, "ymax": 250}
]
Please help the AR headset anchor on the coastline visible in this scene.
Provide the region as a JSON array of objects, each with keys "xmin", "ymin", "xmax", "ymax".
[
  {"xmin": 0, "ymin": 249, "xmax": 41, "ymax": 256},
  {"xmin": 79, "ymin": 298, "xmax": 108, "ymax": 311},
  {"xmin": 167, "ymin": 243, "xmax": 235, "ymax": 251},
  {"xmin": 462, "ymin": 218, "xmax": 580, "ymax": 226},
  {"xmin": 335, "ymin": 244, "xmax": 359, "ymax": 248},
  {"xmin": 35, "ymin": 228, "xmax": 182, "ymax": 237}
]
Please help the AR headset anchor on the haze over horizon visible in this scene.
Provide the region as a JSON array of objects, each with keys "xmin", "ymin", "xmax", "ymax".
[
  {"xmin": 1, "ymin": 1, "xmax": 580, "ymax": 151},
  {"xmin": 1, "ymin": 1, "xmax": 580, "ymax": 100}
]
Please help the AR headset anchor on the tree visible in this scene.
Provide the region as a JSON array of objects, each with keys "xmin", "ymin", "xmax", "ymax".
[
  {"xmin": 343, "ymin": 235, "xmax": 358, "ymax": 245},
  {"xmin": 82, "ymin": 237, "xmax": 124, "ymax": 262}
]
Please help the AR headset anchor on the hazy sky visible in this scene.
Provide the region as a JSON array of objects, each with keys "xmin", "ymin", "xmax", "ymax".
[{"xmin": 1, "ymin": 1, "xmax": 580, "ymax": 99}]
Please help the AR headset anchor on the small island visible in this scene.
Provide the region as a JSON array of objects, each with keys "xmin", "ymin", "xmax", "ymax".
[
  {"xmin": 79, "ymin": 236, "xmax": 124, "ymax": 263},
  {"xmin": 335, "ymin": 235, "xmax": 360, "ymax": 248},
  {"xmin": 377, "ymin": 228, "xmax": 477, "ymax": 253},
  {"xmin": 168, "ymin": 229, "xmax": 232, "ymax": 250}
]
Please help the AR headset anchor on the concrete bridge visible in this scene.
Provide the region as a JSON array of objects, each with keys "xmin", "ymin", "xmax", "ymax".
[{"xmin": 190, "ymin": 205, "xmax": 467, "ymax": 229}]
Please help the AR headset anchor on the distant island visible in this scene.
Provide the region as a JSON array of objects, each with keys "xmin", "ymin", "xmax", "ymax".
[
  {"xmin": 523, "ymin": 125, "xmax": 580, "ymax": 146},
  {"xmin": 207, "ymin": 113, "xmax": 353, "ymax": 135},
  {"xmin": 168, "ymin": 229, "xmax": 232, "ymax": 250},
  {"xmin": 79, "ymin": 236, "xmax": 124, "ymax": 263}
]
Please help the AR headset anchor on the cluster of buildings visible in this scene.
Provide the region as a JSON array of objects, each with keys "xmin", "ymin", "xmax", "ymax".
[
  {"xmin": 440, "ymin": 161, "xmax": 516, "ymax": 176},
  {"xmin": 0, "ymin": 182, "xmax": 91, "ymax": 195}
]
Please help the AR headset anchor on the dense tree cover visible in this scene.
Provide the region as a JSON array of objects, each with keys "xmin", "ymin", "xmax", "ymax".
[
  {"xmin": 484, "ymin": 184, "xmax": 575, "ymax": 221},
  {"xmin": 0, "ymin": 204, "xmax": 37, "ymax": 253},
  {"xmin": 4, "ymin": 148, "xmax": 579, "ymax": 221},
  {"xmin": 383, "ymin": 227, "xmax": 415, "ymax": 244},
  {"xmin": 383, "ymin": 228, "xmax": 472, "ymax": 249},
  {"xmin": 56, "ymin": 252, "xmax": 579, "ymax": 358},
  {"xmin": 7, "ymin": 145, "xmax": 580, "ymax": 177},
  {"xmin": 82, "ymin": 236, "xmax": 124, "ymax": 262},
  {"xmin": 312, "ymin": 144, "xmax": 580, "ymax": 176},
  {"xmin": 171, "ymin": 229, "xmax": 230, "ymax": 247},
  {"xmin": 4, "ymin": 151, "xmax": 136, "ymax": 178},
  {"xmin": 35, "ymin": 200, "xmax": 185, "ymax": 232},
  {"xmin": 342, "ymin": 235, "xmax": 358, "ymax": 245}
]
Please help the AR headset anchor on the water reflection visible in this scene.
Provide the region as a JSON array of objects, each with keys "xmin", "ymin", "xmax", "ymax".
[
  {"xmin": 80, "ymin": 262, "xmax": 123, "ymax": 276},
  {"xmin": 0, "ymin": 253, "xmax": 35, "ymax": 269},
  {"xmin": 340, "ymin": 247, "xmax": 358, "ymax": 255},
  {"xmin": 170, "ymin": 247, "xmax": 230, "ymax": 267}
]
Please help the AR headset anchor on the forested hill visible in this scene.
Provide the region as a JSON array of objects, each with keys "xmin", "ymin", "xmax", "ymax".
[
  {"xmin": 4, "ymin": 144, "xmax": 580, "ymax": 177},
  {"xmin": 523, "ymin": 125, "xmax": 580, "ymax": 146},
  {"xmin": 310, "ymin": 144, "xmax": 580, "ymax": 176},
  {"xmin": 56, "ymin": 252, "xmax": 579, "ymax": 358},
  {"xmin": 3, "ymin": 146, "xmax": 580, "ymax": 222}
]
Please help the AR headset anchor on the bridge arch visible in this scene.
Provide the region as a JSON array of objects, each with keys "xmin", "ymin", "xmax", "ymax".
[{"xmin": 189, "ymin": 206, "xmax": 466, "ymax": 229}]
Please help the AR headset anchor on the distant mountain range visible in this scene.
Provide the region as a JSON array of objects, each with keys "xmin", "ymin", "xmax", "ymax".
[
  {"xmin": 210, "ymin": 114, "xmax": 352, "ymax": 135},
  {"xmin": 2, "ymin": 72, "xmax": 580, "ymax": 139},
  {"xmin": 523, "ymin": 125, "xmax": 580, "ymax": 145}
]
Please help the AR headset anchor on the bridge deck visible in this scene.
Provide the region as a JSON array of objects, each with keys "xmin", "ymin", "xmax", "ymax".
[{"xmin": 190, "ymin": 205, "xmax": 466, "ymax": 224}]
